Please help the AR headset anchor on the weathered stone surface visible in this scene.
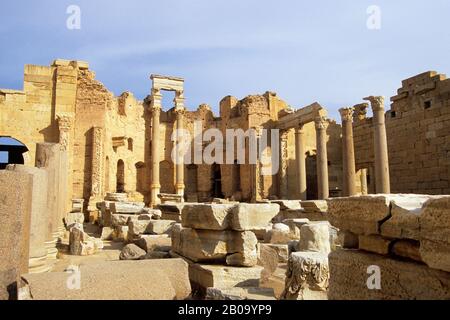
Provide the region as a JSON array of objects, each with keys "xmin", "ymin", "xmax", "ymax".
[
  {"xmin": 380, "ymin": 195, "xmax": 434, "ymax": 240},
  {"xmin": 172, "ymin": 224, "xmax": 258, "ymax": 266},
  {"xmin": 329, "ymin": 249, "xmax": 450, "ymax": 300},
  {"xmin": 258, "ymin": 245, "xmax": 279, "ymax": 282},
  {"xmin": 181, "ymin": 204, "xmax": 234, "ymax": 230},
  {"xmin": 281, "ymin": 251, "xmax": 329, "ymax": 300},
  {"xmin": 113, "ymin": 226, "xmax": 128, "ymax": 242},
  {"xmin": 104, "ymin": 192, "xmax": 128, "ymax": 202},
  {"xmin": 358, "ymin": 235, "xmax": 392, "ymax": 255},
  {"xmin": 71, "ymin": 199, "xmax": 84, "ymax": 213},
  {"xmin": 110, "ymin": 202, "xmax": 145, "ymax": 214},
  {"xmin": 301, "ymin": 200, "xmax": 328, "ymax": 213},
  {"xmin": 206, "ymin": 287, "xmax": 275, "ymax": 300},
  {"xmin": 0, "ymin": 170, "xmax": 32, "ymax": 300},
  {"xmin": 64, "ymin": 212, "xmax": 85, "ymax": 229},
  {"xmin": 100, "ymin": 227, "xmax": 114, "ymax": 240},
  {"xmin": 111, "ymin": 214, "xmax": 135, "ymax": 227},
  {"xmin": 230, "ymin": 203, "xmax": 279, "ymax": 231},
  {"xmin": 140, "ymin": 208, "xmax": 162, "ymax": 220},
  {"xmin": 262, "ymin": 244, "xmax": 289, "ymax": 263},
  {"xmin": 339, "ymin": 231, "xmax": 359, "ymax": 249},
  {"xmin": 127, "ymin": 219, "xmax": 151, "ymax": 240},
  {"xmin": 189, "ymin": 264, "xmax": 263, "ymax": 290},
  {"xmin": 147, "ymin": 220, "xmax": 176, "ymax": 235},
  {"xmin": 20, "ymin": 259, "xmax": 191, "ymax": 300},
  {"xmin": 119, "ymin": 244, "xmax": 146, "ymax": 260},
  {"xmin": 133, "ymin": 234, "xmax": 171, "ymax": 252},
  {"xmin": 69, "ymin": 226, "xmax": 103, "ymax": 256},
  {"xmin": 298, "ymin": 222, "xmax": 331, "ymax": 254},
  {"xmin": 327, "ymin": 195, "xmax": 393, "ymax": 235},
  {"xmin": 420, "ymin": 240, "xmax": 450, "ymax": 273},
  {"xmin": 158, "ymin": 203, "xmax": 187, "ymax": 222},
  {"xmin": 142, "ymin": 251, "xmax": 171, "ymax": 259},
  {"xmin": 271, "ymin": 200, "xmax": 301, "ymax": 210},
  {"xmin": 391, "ymin": 240, "xmax": 422, "ymax": 262}
]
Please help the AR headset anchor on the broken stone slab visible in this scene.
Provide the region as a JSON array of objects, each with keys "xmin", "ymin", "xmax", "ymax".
[
  {"xmin": 358, "ymin": 235, "xmax": 392, "ymax": 255},
  {"xmin": 112, "ymin": 226, "xmax": 128, "ymax": 242},
  {"xmin": 181, "ymin": 203, "xmax": 279, "ymax": 231},
  {"xmin": 327, "ymin": 195, "xmax": 397, "ymax": 235},
  {"xmin": 380, "ymin": 195, "xmax": 435, "ymax": 240},
  {"xmin": 147, "ymin": 220, "xmax": 177, "ymax": 235},
  {"xmin": 301, "ymin": 200, "xmax": 328, "ymax": 213},
  {"xmin": 420, "ymin": 240, "xmax": 450, "ymax": 273},
  {"xmin": 171, "ymin": 224, "xmax": 258, "ymax": 267},
  {"xmin": 140, "ymin": 208, "xmax": 162, "ymax": 220},
  {"xmin": 141, "ymin": 251, "xmax": 171, "ymax": 259},
  {"xmin": 257, "ymin": 244, "xmax": 279, "ymax": 282},
  {"xmin": 298, "ymin": 222, "xmax": 331, "ymax": 254},
  {"xmin": 328, "ymin": 249, "xmax": 450, "ymax": 300},
  {"xmin": 111, "ymin": 214, "xmax": 135, "ymax": 226},
  {"xmin": 119, "ymin": 244, "xmax": 146, "ymax": 260},
  {"xmin": 64, "ymin": 212, "xmax": 85, "ymax": 230},
  {"xmin": 110, "ymin": 202, "xmax": 145, "ymax": 214},
  {"xmin": 265, "ymin": 223, "xmax": 298, "ymax": 244},
  {"xmin": 19, "ymin": 259, "xmax": 191, "ymax": 300},
  {"xmin": 391, "ymin": 240, "xmax": 422, "ymax": 262},
  {"xmin": 127, "ymin": 219, "xmax": 151, "ymax": 240},
  {"xmin": 420, "ymin": 196, "xmax": 450, "ymax": 243},
  {"xmin": 133, "ymin": 234, "xmax": 171, "ymax": 252},
  {"xmin": 104, "ymin": 192, "xmax": 128, "ymax": 202},
  {"xmin": 69, "ymin": 226, "xmax": 103, "ymax": 256},
  {"xmin": 158, "ymin": 203, "xmax": 187, "ymax": 222},
  {"xmin": 206, "ymin": 287, "xmax": 275, "ymax": 300},
  {"xmin": 281, "ymin": 251, "xmax": 329, "ymax": 300},
  {"xmin": 189, "ymin": 263, "xmax": 263, "ymax": 290}
]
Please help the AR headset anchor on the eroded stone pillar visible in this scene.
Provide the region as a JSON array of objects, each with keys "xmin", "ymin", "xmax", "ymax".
[
  {"xmin": 57, "ymin": 114, "xmax": 73, "ymax": 215},
  {"xmin": 364, "ymin": 96, "xmax": 390, "ymax": 194},
  {"xmin": 35, "ymin": 143, "xmax": 61, "ymax": 260},
  {"xmin": 150, "ymin": 90, "xmax": 162, "ymax": 207},
  {"xmin": 295, "ymin": 125, "xmax": 307, "ymax": 200},
  {"xmin": 279, "ymin": 130, "xmax": 289, "ymax": 199},
  {"xmin": 88, "ymin": 127, "xmax": 104, "ymax": 213},
  {"xmin": 174, "ymin": 92, "xmax": 185, "ymax": 198},
  {"xmin": 315, "ymin": 117, "xmax": 329, "ymax": 200},
  {"xmin": 339, "ymin": 107, "xmax": 357, "ymax": 196},
  {"xmin": 6, "ymin": 165, "xmax": 51, "ymax": 273},
  {"xmin": 360, "ymin": 168, "xmax": 368, "ymax": 195}
]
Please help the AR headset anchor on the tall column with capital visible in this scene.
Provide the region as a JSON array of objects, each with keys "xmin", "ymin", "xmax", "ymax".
[
  {"xmin": 174, "ymin": 91, "xmax": 185, "ymax": 198},
  {"xmin": 150, "ymin": 89, "xmax": 162, "ymax": 207},
  {"xmin": 88, "ymin": 127, "xmax": 104, "ymax": 212},
  {"xmin": 279, "ymin": 130, "xmax": 289, "ymax": 199},
  {"xmin": 339, "ymin": 107, "xmax": 357, "ymax": 196},
  {"xmin": 295, "ymin": 125, "xmax": 307, "ymax": 200},
  {"xmin": 364, "ymin": 96, "xmax": 390, "ymax": 194},
  {"xmin": 57, "ymin": 114, "xmax": 72, "ymax": 234},
  {"xmin": 315, "ymin": 116, "xmax": 329, "ymax": 200}
]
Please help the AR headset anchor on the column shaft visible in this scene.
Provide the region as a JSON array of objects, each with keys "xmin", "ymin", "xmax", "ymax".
[
  {"xmin": 339, "ymin": 107, "xmax": 357, "ymax": 196},
  {"xmin": 150, "ymin": 97, "xmax": 162, "ymax": 207},
  {"xmin": 279, "ymin": 130, "xmax": 289, "ymax": 199},
  {"xmin": 295, "ymin": 126, "xmax": 307, "ymax": 200},
  {"xmin": 315, "ymin": 117, "xmax": 329, "ymax": 200},
  {"xmin": 175, "ymin": 108, "xmax": 185, "ymax": 197}
]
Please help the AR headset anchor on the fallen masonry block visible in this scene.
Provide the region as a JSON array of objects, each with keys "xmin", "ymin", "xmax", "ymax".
[
  {"xmin": 110, "ymin": 202, "xmax": 145, "ymax": 214},
  {"xmin": 298, "ymin": 222, "xmax": 331, "ymax": 254},
  {"xmin": 206, "ymin": 287, "xmax": 275, "ymax": 300},
  {"xmin": 147, "ymin": 220, "xmax": 176, "ymax": 235},
  {"xmin": 133, "ymin": 234, "xmax": 171, "ymax": 252},
  {"xmin": 19, "ymin": 259, "xmax": 191, "ymax": 300},
  {"xmin": 119, "ymin": 244, "xmax": 146, "ymax": 260}
]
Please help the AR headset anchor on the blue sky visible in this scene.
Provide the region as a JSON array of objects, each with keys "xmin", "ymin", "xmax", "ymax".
[{"xmin": 1, "ymin": 0, "xmax": 449, "ymax": 122}]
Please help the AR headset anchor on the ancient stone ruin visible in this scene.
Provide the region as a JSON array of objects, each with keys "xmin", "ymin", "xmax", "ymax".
[{"xmin": 1, "ymin": 59, "xmax": 450, "ymax": 300}]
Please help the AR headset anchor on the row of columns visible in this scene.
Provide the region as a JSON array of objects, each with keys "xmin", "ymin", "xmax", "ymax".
[
  {"xmin": 339, "ymin": 96, "xmax": 390, "ymax": 196},
  {"xmin": 281, "ymin": 115, "xmax": 329, "ymax": 200},
  {"xmin": 150, "ymin": 89, "xmax": 186, "ymax": 207}
]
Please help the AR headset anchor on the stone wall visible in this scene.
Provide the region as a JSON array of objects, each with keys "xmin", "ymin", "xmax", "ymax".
[{"xmin": 354, "ymin": 71, "xmax": 450, "ymax": 195}]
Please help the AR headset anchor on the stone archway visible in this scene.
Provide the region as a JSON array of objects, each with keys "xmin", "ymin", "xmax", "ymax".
[{"xmin": 0, "ymin": 136, "xmax": 29, "ymax": 170}]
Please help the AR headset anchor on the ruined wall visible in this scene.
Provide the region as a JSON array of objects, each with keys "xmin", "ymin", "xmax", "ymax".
[{"xmin": 354, "ymin": 71, "xmax": 450, "ymax": 195}]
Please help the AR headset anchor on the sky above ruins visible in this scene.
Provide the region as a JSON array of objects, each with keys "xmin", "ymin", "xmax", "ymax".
[{"xmin": 1, "ymin": 0, "xmax": 449, "ymax": 121}]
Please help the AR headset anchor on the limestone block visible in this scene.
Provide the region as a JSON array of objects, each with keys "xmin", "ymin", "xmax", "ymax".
[
  {"xmin": 391, "ymin": 240, "xmax": 422, "ymax": 262},
  {"xmin": 263, "ymin": 244, "xmax": 289, "ymax": 263},
  {"xmin": 19, "ymin": 259, "xmax": 191, "ymax": 300},
  {"xmin": 328, "ymin": 249, "xmax": 450, "ymax": 300},
  {"xmin": 298, "ymin": 222, "xmax": 331, "ymax": 254},
  {"xmin": 420, "ymin": 196, "xmax": 450, "ymax": 243},
  {"xmin": 380, "ymin": 195, "xmax": 434, "ymax": 240},
  {"xmin": 133, "ymin": 234, "xmax": 171, "ymax": 252},
  {"xmin": 127, "ymin": 220, "xmax": 151, "ymax": 240},
  {"xmin": 64, "ymin": 212, "xmax": 85, "ymax": 229},
  {"xmin": 147, "ymin": 220, "xmax": 176, "ymax": 235},
  {"xmin": 420, "ymin": 240, "xmax": 450, "ymax": 273},
  {"xmin": 69, "ymin": 227, "xmax": 94, "ymax": 256},
  {"xmin": 339, "ymin": 231, "xmax": 359, "ymax": 249},
  {"xmin": 0, "ymin": 170, "xmax": 33, "ymax": 300},
  {"xmin": 110, "ymin": 202, "xmax": 145, "ymax": 214},
  {"xmin": 100, "ymin": 227, "xmax": 114, "ymax": 240},
  {"xmin": 230, "ymin": 203, "xmax": 279, "ymax": 231},
  {"xmin": 206, "ymin": 287, "xmax": 275, "ymax": 300},
  {"xmin": 327, "ymin": 195, "xmax": 394, "ymax": 235},
  {"xmin": 181, "ymin": 204, "xmax": 234, "ymax": 230},
  {"xmin": 271, "ymin": 200, "xmax": 301, "ymax": 210},
  {"xmin": 281, "ymin": 252, "xmax": 329, "ymax": 300},
  {"xmin": 113, "ymin": 226, "xmax": 128, "ymax": 242},
  {"xmin": 358, "ymin": 235, "xmax": 392, "ymax": 255},
  {"xmin": 104, "ymin": 192, "xmax": 128, "ymax": 202},
  {"xmin": 140, "ymin": 208, "xmax": 162, "ymax": 220},
  {"xmin": 301, "ymin": 200, "xmax": 328, "ymax": 213},
  {"xmin": 189, "ymin": 264, "xmax": 263, "ymax": 290},
  {"xmin": 119, "ymin": 244, "xmax": 146, "ymax": 260},
  {"xmin": 158, "ymin": 203, "xmax": 186, "ymax": 222},
  {"xmin": 171, "ymin": 225, "xmax": 258, "ymax": 267},
  {"xmin": 71, "ymin": 199, "xmax": 84, "ymax": 213},
  {"xmin": 257, "ymin": 244, "xmax": 279, "ymax": 282},
  {"xmin": 142, "ymin": 251, "xmax": 171, "ymax": 259}
]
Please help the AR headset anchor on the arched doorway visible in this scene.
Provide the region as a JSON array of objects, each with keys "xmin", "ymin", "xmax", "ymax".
[
  {"xmin": 0, "ymin": 137, "xmax": 29, "ymax": 170},
  {"xmin": 211, "ymin": 163, "xmax": 224, "ymax": 198},
  {"xmin": 116, "ymin": 159, "xmax": 125, "ymax": 193}
]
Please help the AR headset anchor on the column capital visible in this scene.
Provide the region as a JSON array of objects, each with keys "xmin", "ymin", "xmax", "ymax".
[
  {"xmin": 295, "ymin": 124, "xmax": 305, "ymax": 134},
  {"xmin": 339, "ymin": 107, "xmax": 354, "ymax": 122},
  {"xmin": 150, "ymin": 105, "xmax": 162, "ymax": 116},
  {"xmin": 363, "ymin": 95, "xmax": 385, "ymax": 112},
  {"xmin": 174, "ymin": 107, "xmax": 186, "ymax": 117},
  {"xmin": 280, "ymin": 129, "xmax": 289, "ymax": 140},
  {"xmin": 314, "ymin": 116, "xmax": 329, "ymax": 130}
]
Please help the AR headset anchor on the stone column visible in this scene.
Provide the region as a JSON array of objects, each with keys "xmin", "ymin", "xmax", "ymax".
[
  {"xmin": 6, "ymin": 165, "xmax": 51, "ymax": 273},
  {"xmin": 88, "ymin": 127, "xmax": 104, "ymax": 213},
  {"xmin": 35, "ymin": 143, "xmax": 61, "ymax": 260},
  {"xmin": 339, "ymin": 107, "xmax": 357, "ymax": 196},
  {"xmin": 279, "ymin": 129, "xmax": 289, "ymax": 199},
  {"xmin": 315, "ymin": 116, "xmax": 329, "ymax": 200},
  {"xmin": 360, "ymin": 168, "xmax": 368, "ymax": 195},
  {"xmin": 150, "ymin": 89, "xmax": 162, "ymax": 207},
  {"xmin": 174, "ymin": 92, "xmax": 185, "ymax": 198},
  {"xmin": 295, "ymin": 125, "xmax": 307, "ymax": 200},
  {"xmin": 57, "ymin": 115, "xmax": 72, "ymax": 232},
  {"xmin": 251, "ymin": 126, "xmax": 263, "ymax": 203},
  {"xmin": 364, "ymin": 96, "xmax": 390, "ymax": 194}
]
